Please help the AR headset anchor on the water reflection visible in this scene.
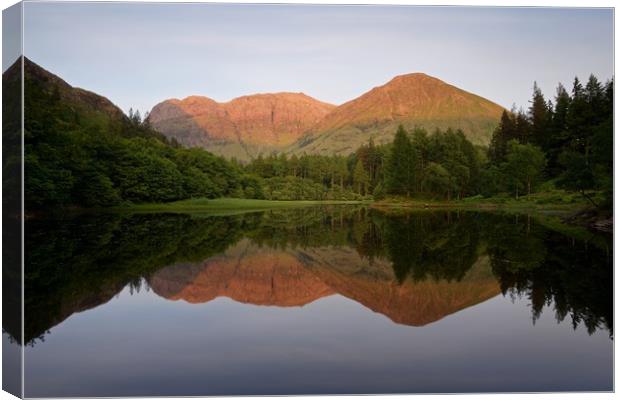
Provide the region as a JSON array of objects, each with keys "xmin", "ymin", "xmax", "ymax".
[{"xmin": 9, "ymin": 207, "xmax": 611, "ymax": 347}]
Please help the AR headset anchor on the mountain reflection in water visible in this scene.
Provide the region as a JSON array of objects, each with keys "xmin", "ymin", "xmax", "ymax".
[
  {"xmin": 149, "ymin": 240, "xmax": 500, "ymax": 327},
  {"xmin": 8, "ymin": 207, "xmax": 613, "ymax": 346}
]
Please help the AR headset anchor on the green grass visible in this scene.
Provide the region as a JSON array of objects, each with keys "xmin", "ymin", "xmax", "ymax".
[
  {"xmin": 373, "ymin": 189, "xmax": 596, "ymax": 215},
  {"xmin": 110, "ymin": 197, "xmax": 368, "ymax": 214},
  {"xmin": 372, "ymin": 190, "xmax": 612, "ymax": 249}
]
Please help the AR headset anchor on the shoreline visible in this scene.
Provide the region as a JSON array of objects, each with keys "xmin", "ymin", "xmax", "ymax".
[{"xmin": 27, "ymin": 196, "xmax": 612, "ymax": 234}]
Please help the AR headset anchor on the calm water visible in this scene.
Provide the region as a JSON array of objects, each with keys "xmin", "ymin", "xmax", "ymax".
[{"xmin": 4, "ymin": 207, "xmax": 613, "ymax": 396}]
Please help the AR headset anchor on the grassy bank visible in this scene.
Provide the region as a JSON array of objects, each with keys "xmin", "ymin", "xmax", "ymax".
[
  {"xmin": 373, "ymin": 189, "xmax": 612, "ymax": 249},
  {"xmin": 113, "ymin": 190, "xmax": 595, "ymax": 216},
  {"xmin": 110, "ymin": 198, "xmax": 369, "ymax": 214},
  {"xmin": 373, "ymin": 189, "xmax": 596, "ymax": 215}
]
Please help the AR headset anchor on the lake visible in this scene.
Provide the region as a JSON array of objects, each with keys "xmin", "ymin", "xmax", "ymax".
[{"xmin": 4, "ymin": 206, "xmax": 613, "ymax": 396}]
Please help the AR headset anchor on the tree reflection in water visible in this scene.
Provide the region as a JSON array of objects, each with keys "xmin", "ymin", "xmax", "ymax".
[{"xmin": 7, "ymin": 206, "xmax": 612, "ymax": 346}]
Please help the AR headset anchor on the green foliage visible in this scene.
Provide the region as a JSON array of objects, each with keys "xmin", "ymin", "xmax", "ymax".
[
  {"xmin": 502, "ymin": 140, "xmax": 546, "ymax": 198},
  {"xmin": 22, "ymin": 69, "xmax": 244, "ymax": 209},
  {"xmin": 245, "ymin": 138, "xmax": 385, "ymax": 199},
  {"xmin": 478, "ymin": 165, "xmax": 504, "ymax": 197},
  {"xmin": 483, "ymin": 74, "xmax": 612, "ymax": 210},
  {"xmin": 422, "ymin": 162, "xmax": 454, "ymax": 198},
  {"xmin": 385, "ymin": 125, "xmax": 415, "ymax": 196},
  {"xmin": 372, "ymin": 182, "xmax": 386, "ymax": 200},
  {"xmin": 353, "ymin": 159, "xmax": 370, "ymax": 195},
  {"xmin": 383, "ymin": 126, "xmax": 481, "ymax": 200},
  {"xmin": 261, "ymin": 176, "xmax": 363, "ymax": 201}
]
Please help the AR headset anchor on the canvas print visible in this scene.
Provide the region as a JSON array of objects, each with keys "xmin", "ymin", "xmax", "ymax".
[{"xmin": 2, "ymin": 2, "xmax": 614, "ymax": 398}]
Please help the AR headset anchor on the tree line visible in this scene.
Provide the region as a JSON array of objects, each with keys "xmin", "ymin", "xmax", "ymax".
[
  {"xmin": 485, "ymin": 75, "xmax": 613, "ymax": 206},
  {"xmin": 380, "ymin": 73, "xmax": 613, "ymax": 207}
]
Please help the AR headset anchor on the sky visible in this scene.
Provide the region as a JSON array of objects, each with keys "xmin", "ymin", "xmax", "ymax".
[{"xmin": 13, "ymin": 3, "xmax": 614, "ymax": 115}]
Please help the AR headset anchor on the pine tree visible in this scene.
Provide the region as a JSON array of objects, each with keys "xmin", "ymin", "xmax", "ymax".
[
  {"xmin": 488, "ymin": 110, "xmax": 517, "ymax": 163},
  {"xmin": 353, "ymin": 159, "xmax": 369, "ymax": 195},
  {"xmin": 386, "ymin": 125, "xmax": 414, "ymax": 196},
  {"xmin": 546, "ymin": 83, "xmax": 571, "ymax": 175},
  {"xmin": 134, "ymin": 109, "xmax": 142, "ymax": 125},
  {"xmin": 528, "ymin": 82, "xmax": 550, "ymax": 148},
  {"xmin": 514, "ymin": 109, "xmax": 531, "ymax": 144}
]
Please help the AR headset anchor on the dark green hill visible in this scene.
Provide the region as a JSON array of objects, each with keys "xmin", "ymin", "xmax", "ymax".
[{"xmin": 3, "ymin": 57, "xmax": 245, "ymax": 210}]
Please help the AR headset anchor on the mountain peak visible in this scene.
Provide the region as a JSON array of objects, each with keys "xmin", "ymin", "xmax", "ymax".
[
  {"xmin": 305, "ymin": 72, "xmax": 503, "ymax": 153},
  {"xmin": 390, "ymin": 72, "xmax": 435, "ymax": 81},
  {"xmin": 381, "ymin": 72, "xmax": 457, "ymax": 91},
  {"xmin": 148, "ymin": 71, "xmax": 504, "ymax": 159},
  {"xmin": 148, "ymin": 90, "xmax": 336, "ymax": 157},
  {"xmin": 10, "ymin": 57, "xmax": 126, "ymax": 121}
]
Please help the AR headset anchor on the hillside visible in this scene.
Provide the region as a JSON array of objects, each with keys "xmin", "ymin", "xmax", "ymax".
[
  {"xmin": 148, "ymin": 93, "xmax": 336, "ymax": 160},
  {"xmin": 289, "ymin": 73, "xmax": 505, "ymax": 155},
  {"xmin": 17, "ymin": 57, "xmax": 129, "ymax": 130},
  {"xmin": 12, "ymin": 57, "xmax": 244, "ymax": 209},
  {"xmin": 149, "ymin": 73, "xmax": 504, "ymax": 160}
]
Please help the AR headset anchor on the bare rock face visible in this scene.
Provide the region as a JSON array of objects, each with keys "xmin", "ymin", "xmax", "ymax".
[{"xmin": 148, "ymin": 92, "xmax": 336, "ymax": 153}]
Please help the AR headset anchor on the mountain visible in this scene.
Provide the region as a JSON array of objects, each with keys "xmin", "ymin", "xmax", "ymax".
[
  {"xmin": 149, "ymin": 73, "xmax": 504, "ymax": 160},
  {"xmin": 289, "ymin": 73, "xmax": 505, "ymax": 155},
  {"xmin": 148, "ymin": 93, "xmax": 336, "ymax": 160},
  {"xmin": 17, "ymin": 57, "xmax": 128, "ymax": 126},
  {"xmin": 14, "ymin": 58, "xmax": 243, "ymax": 209}
]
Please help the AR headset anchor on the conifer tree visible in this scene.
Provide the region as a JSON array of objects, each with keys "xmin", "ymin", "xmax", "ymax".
[
  {"xmin": 386, "ymin": 125, "xmax": 414, "ymax": 196},
  {"xmin": 528, "ymin": 82, "xmax": 550, "ymax": 148},
  {"xmin": 353, "ymin": 159, "xmax": 369, "ymax": 195}
]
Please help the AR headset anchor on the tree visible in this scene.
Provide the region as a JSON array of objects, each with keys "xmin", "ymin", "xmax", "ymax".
[
  {"xmin": 385, "ymin": 125, "xmax": 415, "ymax": 196},
  {"xmin": 478, "ymin": 165, "xmax": 505, "ymax": 197},
  {"xmin": 502, "ymin": 140, "xmax": 546, "ymax": 198},
  {"xmin": 546, "ymin": 83, "xmax": 572, "ymax": 175},
  {"xmin": 353, "ymin": 159, "xmax": 369, "ymax": 195},
  {"xmin": 514, "ymin": 108, "xmax": 531, "ymax": 144},
  {"xmin": 558, "ymin": 150, "xmax": 597, "ymax": 206},
  {"xmin": 528, "ymin": 82, "xmax": 551, "ymax": 148},
  {"xmin": 422, "ymin": 162, "xmax": 454, "ymax": 199},
  {"xmin": 488, "ymin": 110, "xmax": 517, "ymax": 163}
]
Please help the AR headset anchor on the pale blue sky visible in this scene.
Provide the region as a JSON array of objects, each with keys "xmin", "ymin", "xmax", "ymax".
[{"xmin": 18, "ymin": 3, "xmax": 614, "ymax": 115}]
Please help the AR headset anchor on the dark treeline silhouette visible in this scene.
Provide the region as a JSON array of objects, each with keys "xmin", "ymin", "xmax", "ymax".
[
  {"xmin": 20, "ymin": 72, "xmax": 243, "ymax": 208},
  {"xmin": 382, "ymin": 126, "xmax": 481, "ymax": 200},
  {"xmin": 244, "ymin": 151, "xmax": 381, "ymax": 200},
  {"xmin": 7, "ymin": 207, "xmax": 611, "ymax": 345},
  {"xmin": 379, "ymin": 74, "xmax": 613, "ymax": 206},
  {"xmin": 485, "ymin": 75, "xmax": 613, "ymax": 205}
]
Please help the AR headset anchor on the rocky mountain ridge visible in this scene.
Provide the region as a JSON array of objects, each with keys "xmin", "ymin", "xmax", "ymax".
[{"xmin": 149, "ymin": 73, "xmax": 505, "ymax": 159}]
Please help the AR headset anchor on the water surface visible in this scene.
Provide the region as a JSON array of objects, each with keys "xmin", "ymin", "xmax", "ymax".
[{"xmin": 5, "ymin": 207, "xmax": 613, "ymax": 396}]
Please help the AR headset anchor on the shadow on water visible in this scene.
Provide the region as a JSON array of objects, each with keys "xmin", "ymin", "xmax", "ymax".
[{"xmin": 5, "ymin": 206, "xmax": 613, "ymax": 346}]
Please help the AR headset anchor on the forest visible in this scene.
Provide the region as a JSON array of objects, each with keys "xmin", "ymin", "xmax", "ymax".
[{"xmin": 18, "ymin": 67, "xmax": 613, "ymax": 211}]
